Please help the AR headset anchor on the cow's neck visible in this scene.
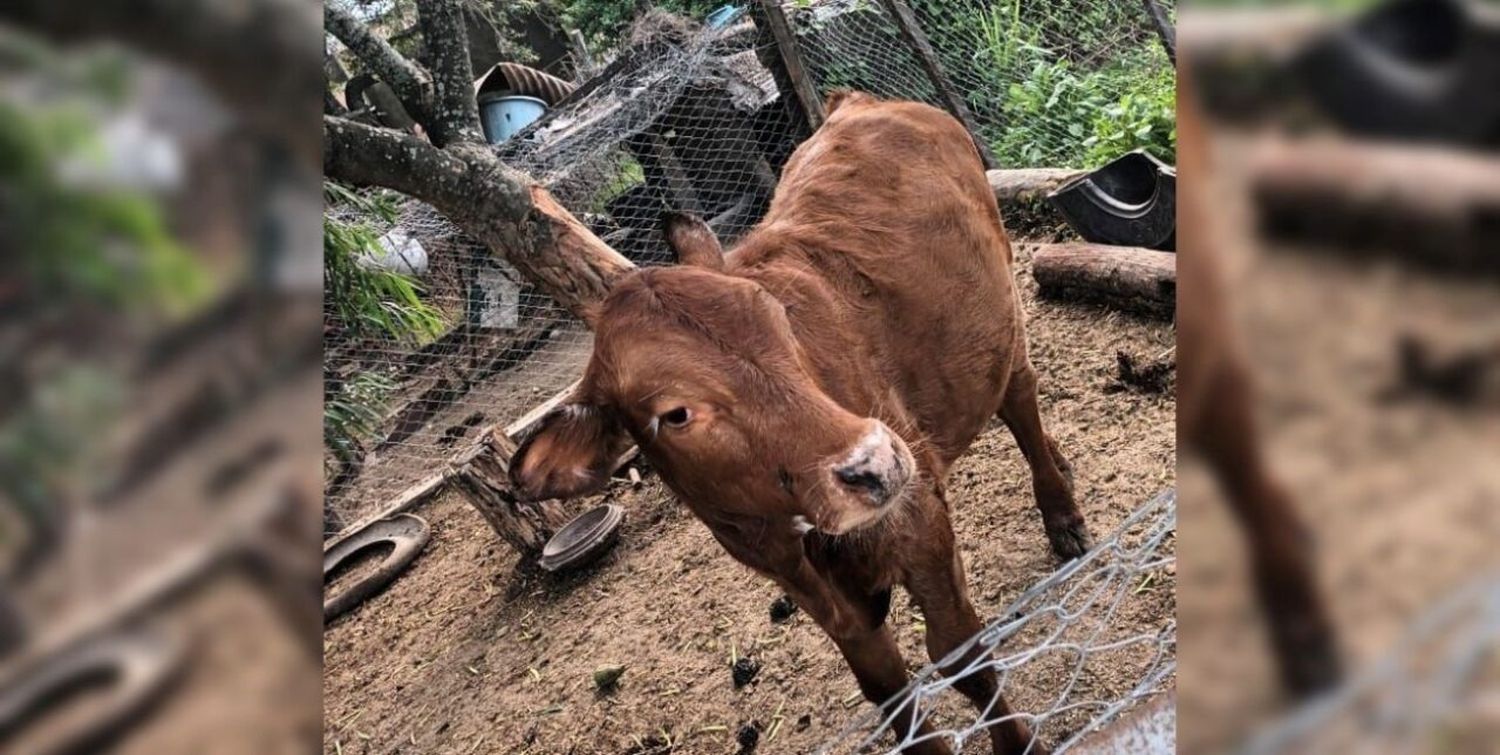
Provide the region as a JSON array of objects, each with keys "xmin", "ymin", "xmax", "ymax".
[{"xmin": 726, "ymin": 232, "xmax": 911, "ymax": 440}]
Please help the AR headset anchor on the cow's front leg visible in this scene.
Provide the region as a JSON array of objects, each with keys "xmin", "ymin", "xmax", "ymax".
[
  {"xmin": 765, "ymin": 549, "xmax": 950, "ymax": 755},
  {"xmin": 906, "ymin": 497, "xmax": 1045, "ymax": 755}
]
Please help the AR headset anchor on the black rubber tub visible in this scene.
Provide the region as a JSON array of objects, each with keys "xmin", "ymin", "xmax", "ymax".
[{"xmin": 1047, "ymin": 151, "xmax": 1176, "ymax": 251}]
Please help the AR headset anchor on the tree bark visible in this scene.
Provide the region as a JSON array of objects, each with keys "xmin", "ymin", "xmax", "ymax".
[
  {"xmin": 325, "ymin": 1, "xmax": 435, "ymax": 130},
  {"xmin": 1032, "ymin": 243, "xmax": 1177, "ymax": 321},
  {"xmin": 323, "ymin": 116, "xmax": 636, "ymax": 319},
  {"xmin": 450, "ymin": 433, "xmax": 569, "ymax": 559},
  {"xmin": 414, "ymin": 0, "xmax": 484, "ymax": 147}
]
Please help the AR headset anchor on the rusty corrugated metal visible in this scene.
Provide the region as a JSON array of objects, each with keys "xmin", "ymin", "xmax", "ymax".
[{"xmin": 488, "ymin": 62, "xmax": 576, "ymax": 106}]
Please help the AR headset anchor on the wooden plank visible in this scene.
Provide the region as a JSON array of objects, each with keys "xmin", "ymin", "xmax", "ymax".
[
  {"xmin": 753, "ymin": 0, "xmax": 826, "ymax": 131},
  {"xmin": 504, "ymin": 379, "xmax": 580, "ymax": 439},
  {"xmin": 337, "ymin": 375, "xmax": 646, "ymax": 545},
  {"xmin": 645, "ymin": 134, "xmax": 706, "ymax": 215},
  {"xmin": 874, "ymin": 0, "xmax": 997, "ymax": 169}
]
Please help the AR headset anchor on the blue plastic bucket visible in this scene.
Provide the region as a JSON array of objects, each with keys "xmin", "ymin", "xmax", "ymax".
[
  {"xmin": 705, "ymin": 5, "xmax": 743, "ymax": 29},
  {"xmin": 478, "ymin": 94, "xmax": 547, "ymax": 144}
]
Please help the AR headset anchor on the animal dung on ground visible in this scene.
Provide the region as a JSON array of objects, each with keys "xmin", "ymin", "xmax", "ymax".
[
  {"xmin": 731, "ymin": 656, "xmax": 760, "ymax": 688},
  {"xmin": 1110, "ymin": 350, "xmax": 1176, "ymax": 394},
  {"xmin": 768, "ymin": 595, "xmax": 798, "ymax": 623},
  {"xmin": 592, "ymin": 664, "xmax": 626, "ymax": 691},
  {"xmin": 736, "ymin": 722, "xmax": 761, "ymax": 753}
]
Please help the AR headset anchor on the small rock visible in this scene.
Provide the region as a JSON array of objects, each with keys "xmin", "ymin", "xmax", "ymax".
[
  {"xmin": 795, "ymin": 713, "xmax": 812, "ymax": 732},
  {"xmin": 732, "ymin": 656, "xmax": 760, "ymax": 688},
  {"xmin": 769, "ymin": 595, "xmax": 798, "ymax": 623},
  {"xmin": 593, "ymin": 664, "xmax": 626, "ymax": 690}
]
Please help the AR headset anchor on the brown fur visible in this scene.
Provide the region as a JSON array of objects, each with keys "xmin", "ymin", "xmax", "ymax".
[
  {"xmin": 512, "ymin": 93, "xmax": 1088, "ymax": 754},
  {"xmin": 1177, "ymin": 67, "xmax": 1342, "ymax": 696}
]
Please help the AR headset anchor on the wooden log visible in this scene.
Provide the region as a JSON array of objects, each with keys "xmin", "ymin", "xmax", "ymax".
[
  {"xmin": 874, "ymin": 0, "xmax": 997, "ymax": 169},
  {"xmin": 1246, "ymin": 136, "xmax": 1500, "ymax": 274},
  {"xmin": 1032, "ymin": 243, "xmax": 1176, "ymax": 321},
  {"xmin": 988, "ymin": 168, "xmax": 1085, "ymax": 204},
  {"xmin": 449, "ymin": 431, "xmax": 569, "ymax": 559}
]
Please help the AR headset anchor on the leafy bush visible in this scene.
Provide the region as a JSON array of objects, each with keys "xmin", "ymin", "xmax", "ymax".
[
  {"xmin": 968, "ymin": 0, "xmax": 1175, "ymax": 168},
  {"xmin": 323, "ymin": 182, "xmax": 447, "ymax": 344}
]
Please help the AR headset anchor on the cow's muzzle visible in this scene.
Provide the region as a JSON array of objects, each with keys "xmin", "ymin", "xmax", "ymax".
[{"xmin": 830, "ymin": 421, "xmax": 914, "ymax": 513}]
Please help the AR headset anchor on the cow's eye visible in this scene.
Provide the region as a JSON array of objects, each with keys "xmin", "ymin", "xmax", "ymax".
[{"xmin": 661, "ymin": 407, "xmax": 693, "ymax": 428}]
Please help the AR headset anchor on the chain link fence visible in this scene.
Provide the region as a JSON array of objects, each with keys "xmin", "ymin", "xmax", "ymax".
[
  {"xmin": 818, "ymin": 488, "xmax": 1176, "ymax": 754},
  {"xmin": 323, "ymin": 0, "xmax": 1175, "ymax": 528}
]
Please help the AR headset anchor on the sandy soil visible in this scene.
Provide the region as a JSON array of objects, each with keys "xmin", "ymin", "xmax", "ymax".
[
  {"xmin": 323, "ymin": 242, "xmax": 1177, "ymax": 754},
  {"xmin": 116, "ymin": 573, "xmax": 321, "ymax": 755},
  {"xmin": 1177, "ymin": 247, "xmax": 1500, "ymax": 753}
]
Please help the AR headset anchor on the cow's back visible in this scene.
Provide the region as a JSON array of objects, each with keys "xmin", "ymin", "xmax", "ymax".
[{"xmin": 732, "ymin": 94, "xmax": 1024, "ymax": 469}]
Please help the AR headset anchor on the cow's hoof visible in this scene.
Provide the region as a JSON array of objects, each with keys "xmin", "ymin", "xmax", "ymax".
[
  {"xmin": 1046, "ymin": 517, "xmax": 1093, "ymax": 561},
  {"xmin": 1274, "ymin": 621, "xmax": 1343, "ymax": 698}
]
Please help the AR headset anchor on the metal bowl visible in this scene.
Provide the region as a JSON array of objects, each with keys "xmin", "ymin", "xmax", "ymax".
[{"xmin": 539, "ymin": 504, "xmax": 625, "ymax": 572}]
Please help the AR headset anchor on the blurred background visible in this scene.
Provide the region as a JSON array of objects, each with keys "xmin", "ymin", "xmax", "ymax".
[
  {"xmin": 0, "ymin": 1, "xmax": 322, "ymax": 753},
  {"xmin": 1178, "ymin": 0, "xmax": 1500, "ymax": 752},
  {"xmin": 2, "ymin": 0, "xmax": 1498, "ymax": 752}
]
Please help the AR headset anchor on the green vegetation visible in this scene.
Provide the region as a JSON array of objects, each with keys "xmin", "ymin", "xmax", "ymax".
[
  {"xmin": 323, "ymin": 182, "xmax": 448, "ymax": 475},
  {"xmin": 937, "ymin": 0, "xmax": 1176, "ymax": 168},
  {"xmin": 323, "ymin": 182, "xmax": 447, "ymax": 345},
  {"xmin": 0, "ymin": 101, "xmax": 208, "ymax": 318},
  {"xmin": 325, "ymin": 372, "xmax": 397, "ymax": 470}
]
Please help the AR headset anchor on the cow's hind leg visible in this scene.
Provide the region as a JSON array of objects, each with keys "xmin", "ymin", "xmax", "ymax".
[
  {"xmin": 1000, "ymin": 360, "xmax": 1092, "ymax": 560},
  {"xmin": 907, "ymin": 509, "xmax": 1046, "ymax": 755},
  {"xmin": 1191, "ymin": 361, "xmax": 1342, "ymax": 697}
]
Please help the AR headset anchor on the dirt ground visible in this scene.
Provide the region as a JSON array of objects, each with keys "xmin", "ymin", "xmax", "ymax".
[
  {"xmin": 1177, "ymin": 247, "xmax": 1500, "ymax": 753},
  {"xmin": 323, "ymin": 241, "xmax": 1177, "ymax": 755}
]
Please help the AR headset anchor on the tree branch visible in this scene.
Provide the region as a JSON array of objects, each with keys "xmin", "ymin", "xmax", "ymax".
[
  {"xmin": 324, "ymin": 0, "xmax": 435, "ymax": 129},
  {"xmin": 323, "ymin": 116, "xmax": 475, "ymax": 210},
  {"xmin": 415, "ymin": 0, "xmax": 483, "ymax": 146},
  {"xmin": 324, "ymin": 116, "xmax": 635, "ymax": 318}
]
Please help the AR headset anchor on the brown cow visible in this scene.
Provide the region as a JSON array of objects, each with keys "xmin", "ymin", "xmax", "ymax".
[
  {"xmin": 510, "ymin": 92, "xmax": 1089, "ymax": 755},
  {"xmin": 1176, "ymin": 64, "xmax": 1342, "ymax": 696}
]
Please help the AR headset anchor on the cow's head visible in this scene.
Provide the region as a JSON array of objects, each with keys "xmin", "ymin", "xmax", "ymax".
[{"xmin": 508, "ymin": 213, "xmax": 915, "ymax": 536}]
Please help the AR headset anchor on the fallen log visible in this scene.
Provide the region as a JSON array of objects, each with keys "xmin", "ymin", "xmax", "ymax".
[
  {"xmin": 1247, "ymin": 136, "xmax": 1500, "ymax": 274},
  {"xmin": 987, "ymin": 168, "xmax": 1085, "ymax": 204},
  {"xmin": 1032, "ymin": 243, "xmax": 1176, "ymax": 321}
]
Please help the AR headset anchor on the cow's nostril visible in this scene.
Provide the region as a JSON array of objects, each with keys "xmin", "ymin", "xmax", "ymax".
[{"xmin": 835, "ymin": 466, "xmax": 885, "ymax": 498}]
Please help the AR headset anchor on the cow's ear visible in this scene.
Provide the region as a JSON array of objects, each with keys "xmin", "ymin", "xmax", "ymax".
[
  {"xmin": 661, "ymin": 211, "xmax": 724, "ymax": 271},
  {"xmin": 509, "ymin": 403, "xmax": 628, "ymax": 501}
]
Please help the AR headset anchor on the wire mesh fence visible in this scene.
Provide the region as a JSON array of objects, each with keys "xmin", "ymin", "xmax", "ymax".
[
  {"xmin": 817, "ymin": 488, "xmax": 1176, "ymax": 754},
  {"xmin": 322, "ymin": 0, "xmax": 1176, "ymax": 528},
  {"xmin": 1243, "ymin": 575, "xmax": 1500, "ymax": 755}
]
